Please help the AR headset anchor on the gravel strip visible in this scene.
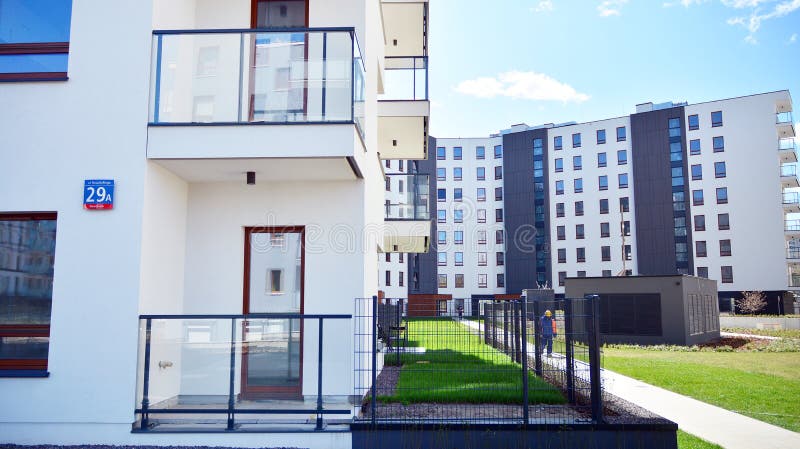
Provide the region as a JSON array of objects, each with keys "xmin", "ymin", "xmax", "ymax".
[{"xmin": 0, "ymin": 446, "xmax": 303, "ymax": 449}]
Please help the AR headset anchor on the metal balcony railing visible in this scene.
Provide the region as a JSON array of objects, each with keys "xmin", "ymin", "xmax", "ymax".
[
  {"xmin": 135, "ymin": 313, "xmax": 351, "ymax": 431},
  {"xmin": 779, "ymin": 138, "xmax": 797, "ymax": 151},
  {"xmin": 148, "ymin": 28, "xmax": 365, "ymax": 138},
  {"xmin": 777, "ymin": 112, "xmax": 794, "ymax": 125},
  {"xmin": 783, "ymin": 192, "xmax": 800, "ymax": 205},
  {"xmin": 786, "ymin": 220, "xmax": 800, "ymax": 232},
  {"xmin": 385, "ymin": 174, "xmax": 430, "ymax": 220},
  {"xmin": 781, "ymin": 164, "xmax": 798, "ymax": 177},
  {"xmin": 788, "ymin": 249, "xmax": 800, "ymax": 259},
  {"xmin": 380, "ymin": 56, "xmax": 428, "ymax": 101}
]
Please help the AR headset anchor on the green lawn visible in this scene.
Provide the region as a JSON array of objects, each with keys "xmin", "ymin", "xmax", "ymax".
[
  {"xmin": 379, "ymin": 318, "xmax": 565, "ymax": 405},
  {"xmin": 677, "ymin": 431, "xmax": 723, "ymax": 449},
  {"xmin": 603, "ymin": 348, "xmax": 800, "ymax": 432}
]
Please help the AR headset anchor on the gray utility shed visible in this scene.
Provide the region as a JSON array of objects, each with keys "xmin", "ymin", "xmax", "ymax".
[{"xmin": 565, "ymin": 275, "xmax": 720, "ymax": 346}]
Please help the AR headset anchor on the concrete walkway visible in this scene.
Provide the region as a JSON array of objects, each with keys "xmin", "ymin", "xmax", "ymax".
[{"xmin": 459, "ymin": 319, "xmax": 800, "ymax": 449}]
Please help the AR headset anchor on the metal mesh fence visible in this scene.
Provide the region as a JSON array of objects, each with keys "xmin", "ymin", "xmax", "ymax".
[{"xmin": 354, "ymin": 296, "xmax": 603, "ymax": 425}]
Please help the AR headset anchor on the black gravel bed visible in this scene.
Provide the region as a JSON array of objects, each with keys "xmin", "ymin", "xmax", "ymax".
[{"xmin": 0, "ymin": 446, "xmax": 304, "ymax": 449}]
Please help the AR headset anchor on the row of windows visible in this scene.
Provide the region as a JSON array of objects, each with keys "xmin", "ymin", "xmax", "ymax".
[
  {"xmin": 556, "ymin": 222, "xmax": 630, "ymax": 240},
  {"xmin": 438, "ymin": 187, "xmax": 504, "ymax": 202},
  {"xmin": 555, "ymin": 197, "xmax": 630, "ymax": 218},
  {"xmin": 555, "ymin": 174, "xmax": 628, "ymax": 194},
  {"xmin": 690, "ymin": 162, "xmax": 727, "ymax": 180},
  {"xmin": 383, "ymin": 270, "xmax": 405, "ymax": 287},
  {"xmin": 437, "ymin": 166, "xmax": 503, "ymax": 181},
  {"xmin": 554, "ymin": 126, "xmax": 627, "ymax": 151},
  {"xmin": 438, "ymin": 251, "xmax": 505, "ymax": 266},
  {"xmin": 383, "ymin": 253, "xmax": 405, "ymax": 263},
  {"xmin": 687, "ymin": 111, "xmax": 724, "ymax": 131},
  {"xmin": 556, "ymin": 245, "xmax": 632, "ymax": 263},
  {"xmin": 438, "ymin": 273, "xmax": 505, "ymax": 288},
  {"xmin": 689, "ymin": 136, "xmax": 725, "ymax": 155},
  {"xmin": 696, "ymin": 266, "xmax": 734, "ymax": 283},
  {"xmin": 384, "ymin": 159, "xmax": 406, "ymax": 171},
  {"xmin": 437, "ymin": 230, "xmax": 505, "ymax": 245},
  {"xmin": 437, "ymin": 145, "xmax": 503, "ymax": 160},
  {"xmin": 438, "ymin": 206, "xmax": 505, "ymax": 224},
  {"xmin": 555, "ymin": 151, "xmax": 627, "ymax": 172},
  {"xmin": 694, "ymin": 213, "xmax": 730, "ymax": 231},
  {"xmin": 695, "ymin": 240, "xmax": 732, "ymax": 257},
  {"xmin": 556, "ymin": 270, "xmax": 633, "ymax": 286},
  {"xmin": 691, "ymin": 187, "xmax": 729, "ymax": 205}
]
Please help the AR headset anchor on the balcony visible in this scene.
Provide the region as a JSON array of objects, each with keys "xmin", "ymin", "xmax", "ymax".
[
  {"xmin": 784, "ymin": 192, "xmax": 800, "ymax": 212},
  {"xmin": 788, "ymin": 249, "xmax": 800, "ymax": 265},
  {"xmin": 777, "ymin": 112, "xmax": 795, "ymax": 139},
  {"xmin": 134, "ymin": 314, "xmax": 353, "ymax": 432},
  {"xmin": 779, "ymin": 138, "xmax": 798, "ymax": 163},
  {"xmin": 787, "ymin": 220, "xmax": 800, "ymax": 239},
  {"xmin": 383, "ymin": 174, "xmax": 431, "ymax": 253},
  {"xmin": 781, "ymin": 164, "xmax": 799, "ymax": 188},
  {"xmin": 378, "ymin": 56, "xmax": 429, "ymax": 160},
  {"xmin": 146, "ymin": 28, "xmax": 367, "ymax": 182},
  {"xmin": 380, "ymin": 0, "xmax": 428, "ymax": 58}
]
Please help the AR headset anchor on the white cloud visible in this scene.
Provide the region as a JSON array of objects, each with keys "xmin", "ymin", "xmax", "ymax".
[
  {"xmin": 720, "ymin": 0, "xmax": 772, "ymax": 8},
  {"xmin": 663, "ymin": 0, "xmax": 709, "ymax": 7},
  {"xmin": 453, "ymin": 71, "xmax": 590, "ymax": 103},
  {"xmin": 744, "ymin": 34, "xmax": 759, "ymax": 43},
  {"xmin": 790, "ymin": 33, "xmax": 798, "ymax": 42},
  {"xmin": 598, "ymin": 0, "xmax": 629, "ymax": 16},
  {"xmin": 531, "ymin": 0, "xmax": 554, "ymax": 13},
  {"xmin": 727, "ymin": 0, "xmax": 800, "ymax": 37}
]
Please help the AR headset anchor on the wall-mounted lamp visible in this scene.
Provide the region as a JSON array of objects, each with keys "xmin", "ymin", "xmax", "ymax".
[{"xmin": 246, "ymin": 171, "xmax": 256, "ymax": 185}]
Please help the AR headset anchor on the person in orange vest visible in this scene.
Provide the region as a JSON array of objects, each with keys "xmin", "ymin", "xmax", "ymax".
[{"xmin": 540, "ymin": 310, "xmax": 558, "ymax": 357}]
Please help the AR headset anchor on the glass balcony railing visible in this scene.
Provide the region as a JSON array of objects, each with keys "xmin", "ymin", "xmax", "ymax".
[
  {"xmin": 380, "ymin": 56, "xmax": 428, "ymax": 101},
  {"xmin": 786, "ymin": 220, "xmax": 800, "ymax": 232},
  {"xmin": 385, "ymin": 174, "xmax": 430, "ymax": 220},
  {"xmin": 781, "ymin": 164, "xmax": 797, "ymax": 177},
  {"xmin": 148, "ymin": 28, "xmax": 365, "ymax": 137},
  {"xmin": 777, "ymin": 112, "xmax": 794, "ymax": 125},
  {"xmin": 779, "ymin": 138, "xmax": 797, "ymax": 151},
  {"xmin": 788, "ymin": 249, "xmax": 800, "ymax": 259},
  {"xmin": 784, "ymin": 192, "xmax": 800, "ymax": 205},
  {"xmin": 135, "ymin": 314, "xmax": 352, "ymax": 431}
]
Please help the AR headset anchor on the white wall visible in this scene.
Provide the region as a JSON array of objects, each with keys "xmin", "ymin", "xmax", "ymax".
[
  {"xmin": 0, "ymin": 0, "xmax": 154, "ymax": 425},
  {"xmin": 548, "ymin": 117, "xmax": 638, "ymax": 293},
  {"xmin": 684, "ymin": 91, "xmax": 790, "ymax": 291}
]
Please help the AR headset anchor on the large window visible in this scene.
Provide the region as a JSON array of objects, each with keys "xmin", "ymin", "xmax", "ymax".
[
  {"xmin": 0, "ymin": 0, "xmax": 73, "ymax": 81},
  {"xmin": 0, "ymin": 213, "xmax": 57, "ymax": 373}
]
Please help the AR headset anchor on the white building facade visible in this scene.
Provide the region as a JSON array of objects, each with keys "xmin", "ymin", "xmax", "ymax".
[{"xmin": 0, "ymin": 0, "xmax": 430, "ymax": 447}]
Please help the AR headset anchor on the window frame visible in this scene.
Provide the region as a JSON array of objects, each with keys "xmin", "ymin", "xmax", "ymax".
[
  {"xmin": 714, "ymin": 161, "xmax": 726, "ymax": 178},
  {"xmin": 572, "ymin": 133, "xmax": 581, "ymax": 148},
  {"xmin": 688, "ymin": 114, "xmax": 699, "ymax": 131},
  {"xmin": 597, "ymin": 129, "xmax": 606, "ymax": 145},
  {"xmin": 711, "ymin": 111, "xmax": 723, "ymax": 127},
  {"xmin": 598, "ymin": 152, "xmax": 607, "ymax": 168},
  {"xmin": 616, "ymin": 126, "xmax": 626, "ymax": 142}
]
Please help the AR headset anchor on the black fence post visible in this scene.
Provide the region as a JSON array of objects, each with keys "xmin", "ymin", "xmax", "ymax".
[
  {"xmin": 371, "ymin": 295, "xmax": 378, "ymax": 425},
  {"xmin": 513, "ymin": 300, "xmax": 521, "ymax": 363},
  {"xmin": 140, "ymin": 318, "xmax": 152, "ymax": 430},
  {"xmin": 520, "ymin": 296, "xmax": 529, "ymax": 426},
  {"xmin": 316, "ymin": 318, "xmax": 325, "ymax": 430},
  {"xmin": 564, "ymin": 298, "xmax": 576, "ymax": 405},
  {"xmin": 532, "ymin": 300, "xmax": 542, "ymax": 377},
  {"xmin": 483, "ymin": 306, "xmax": 489, "ymax": 344},
  {"xmin": 227, "ymin": 318, "xmax": 237, "ymax": 430},
  {"xmin": 395, "ymin": 299, "xmax": 402, "ymax": 367},
  {"xmin": 587, "ymin": 295, "xmax": 603, "ymax": 423},
  {"xmin": 503, "ymin": 301, "xmax": 509, "ymax": 355}
]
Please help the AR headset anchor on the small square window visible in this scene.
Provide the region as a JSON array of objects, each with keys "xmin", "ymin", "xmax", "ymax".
[
  {"xmin": 575, "ymin": 201, "xmax": 584, "ymax": 216},
  {"xmin": 477, "ymin": 167, "xmax": 486, "ymax": 180},
  {"xmin": 438, "ymin": 274, "xmax": 447, "ymax": 288},
  {"xmin": 716, "ymin": 187, "xmax": 728, "ymax": 204},
  {"xmin": 599, "ymin": 198, "xmax": 609, "ymax": 214},
  {"xmin": 617, "ymin": 150, "xmax": 627, "ymax": 165},
  {"xmin": 599, "ymin": 175, "xmax": 608, "ymax": 191},
  {"xmin": 691, "ymin": 164, "xmax": 702, "ymax": 180},
  {"xmin": 497, "ymin": 273, "xmax": 505, "ymax": 288},
  {"xmin": 455, "ymin": 252, "xmax": 464, "ymax": 266},
  {"xmin": 720, "ymin": 239, "xmax": 732, "ymax": 256},
  {"xmin": 454, "ymin": 167, "xmax": 463, "ymax": 181},
  {"xmin": 495, "ymin": 209, "xmax": 503, "ymax": 223},
  {"xmin": 574, "ymin": 178, "xmax": 583, "ymax": 193},
  {"xmin": 478, "ymin": 274, "xmax": 488, "ymax": 288},
  {"xmin": 690, "ymin": 139, "xmax": 701, "ymax": 155},
  {"xmin": 713, "ymin": 136, "xmax": 725, "ymax": 152},
  {"xmin": 478, "ymin": 252, "xmax": 487, "ymax": 266},
  {"xmin": 476, "ymin": 146, "xmax": 485, "ymax": 159},
  {"xmin": 454, "ymin": 209, "xmax": 464, "ymax": 223},
  {"xmin": 437, "ymin": 167, "xmax": 446, "ymax": 181},
  {"xmin": 455, "ymin": 274, "xmax": 465, "ymax": 288},
  {"xmin": 616, "ymin": 126, "xmax": 626, "ymax": 142},
  {"xmin": 437, "ymin": 252, "xmax": 447, "ymax": 266},
  {"xmin": 495, "ymin": 187, "xmax": 503, "ymax": 201},
  {"xmin": 688, "ymin": 114, "xmax": 699, "ymax": 130},
  {"xmin": 597, "ymin": 129, "xmax": 606, "ymax": 144},
  {"xmin": 477, "ymin": 188, "xmax": 486, "ymax": 201},
  {"xmin": 437, "ymin": 230, "xmax": 446, "ymax": 244},
  {"xmin": 554, "ymin": 136, "xmax": 563, "ymax": 151},
  {"xmin": 711, "ymin": 111, "xmax": 723, "ymax": 127},
  {"xmin": 436, "ymin": 147, "xmax": 446, "ymax": 160},
  {"xmin": 555, "ymin": 158, "xmax": 563, "ymax": 173},
  {"xmin": 692, "ymin": 189, "xmax": 704, "ymax": 206},
  {"xmin": 602, "ymin": 270, "xmax": 612, "ymax": 277},
  {"xmin": 454, "ymin": 188, "xmax": 463, "ymax": 201},
  {"xmin": 478, "ymin": 231, "xmax": 487, "ymax": 244},
  {"xmin": 454, "ymin": 147, "xmax": 463, "ymax": 160},
  {"xmin": 620, "ymin": 197, "xmax": 629, "ymax": 212},
  {"xmin": 557, "ymin": 226, "xmax": 566, "ymax": 240},
  {"xmin": 556, "ymin": 202, "xmax": 565, "ymax": 218},
  {"xmin": 496, "ymin": 230, "xmax": 504, "ymax": 244},
  {"xmin": 455, "ymin": 231, "xmax": 464, "ymax": 244},
  {"xmin": 576, "ymin": 224, "xmax": 585, "ymax": 239},
  {"xmin": 494, "ymin": 145, "xmax": 503, "ymax": 159},
  {"xmin": 477, "ymin": 209, "xmax": 486, "ymax": 223},
  {"xmin": 496, "ymin": 252, "xmax": 505, "ymax": 266},
  {"xmin": 598, "ymin": 152, "xmax": 607, "ymax": 167},
  {"xmin": 437, "ymin": 188, "xmax": 446, "ymax": 202},
  {"xmin": 573, "ymin": 155, "xmax": 582, "ymax": 170},
  {"xmin": 576, "ymin": 247, "xmax": 586, "ymax": 262},
  {"xmin": 600, "ymin": 222, "xmax": 610, "ymax": 238},
  {"xmin": 601, "ymin": 246, "xmax": 611, "ymax": 261},
  {"xmin": 694, "ymin": 215, "xmax": 705, "ymax": 231},
  {"xmin": 557, "ymin": 248, "xmax": 567, "ymax": 263},
  {"xmin": 695, "ymin": 241, "xmax": 707, "ymax": 257},
  {"xmin": 555, "ymin": 180, "xmax": 564, "ymax": 195},
  {"xmin": 718, "ymin": 213, "xmax": 730, "ymax": 230},
  {"xmin": 715, "ymin": 162, "xmax": 726, "ymax": 178},
  {"xmin": 618, "ymin": 173, "xmax": 629, "ymax": 189},
  {"xmin": 696, "ymin": 267, "xmax": 708, "ymax": 278},
  {"xmin": 558, "ymin": 271, "xmax": 566, "ymax": 287},
  {"xmin": 721, "ymin": 266, "xmax": 733, "ymax": 283},
  {"xmin": 572, "ymin": 133, "xmax": 582, "ymax": 148},
  {"xmin": 495, "ymin": 166, "xmax": 503, "ymax": 180}
]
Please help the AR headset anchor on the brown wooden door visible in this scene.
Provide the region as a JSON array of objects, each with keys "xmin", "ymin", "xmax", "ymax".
[{"xmin": 241, "ymin": 226, "xmax": 305, "ymax": 398}]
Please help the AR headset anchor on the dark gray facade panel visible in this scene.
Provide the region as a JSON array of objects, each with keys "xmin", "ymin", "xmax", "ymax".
[
  {"xmin": 503, "ymin": 129, "xmax": 550, "ymax": 294},
  {"xmin": 630, "ymin": 107, "xmax": 693, "ymax": 275},
  {"xmin": 408, "ymin": 136, "xmax": 439, "ymax": 295}
]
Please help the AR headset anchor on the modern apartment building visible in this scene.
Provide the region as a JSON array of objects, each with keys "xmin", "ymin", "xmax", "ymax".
[
  {"xmin": 398, "ymin": 91, "xmax": 796, "ymax": 310},
  {"xmin": 0, "ymin": 0, "xmax": 430, "ymax": 447}
]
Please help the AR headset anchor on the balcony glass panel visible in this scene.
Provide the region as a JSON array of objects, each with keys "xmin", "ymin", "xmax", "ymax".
[
  {"xmin": 777, "ymin": 112, "xmax": 794, "ymax": 124},
  {"xmin": 380, "ymin": 56, "xmax": 428, "ymax": 101},
  {"xmin": 780, "ymin": 138, "xmax": 796, "ymax": 151},
  {"xmin": 781, "ymin": 164, "xmax": 797, "ymax": 177},
  {"xmin": 786, "ymin": 220, "xmax": 800, "ymax": 232},
  {"xmin": 783, "ymin": 192, "xmax": 800, "ymax": 204},
  {"xmin": 149, "ymin": 29, "xmax": 365, "ymax": 138},
  {"xmin": 385, "ymin": 174, "xmax": 430, "ymax": 220}
]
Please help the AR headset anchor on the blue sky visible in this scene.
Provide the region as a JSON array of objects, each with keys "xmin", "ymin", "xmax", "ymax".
[{"xmin": 427, "ymin": 0, "xmax": 800, "ymax": 137}]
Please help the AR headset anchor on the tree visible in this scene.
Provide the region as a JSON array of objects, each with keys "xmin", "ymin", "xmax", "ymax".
[{"xmin": 736, "ymin": 291, "xmax": 767, "ymax": 315}]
